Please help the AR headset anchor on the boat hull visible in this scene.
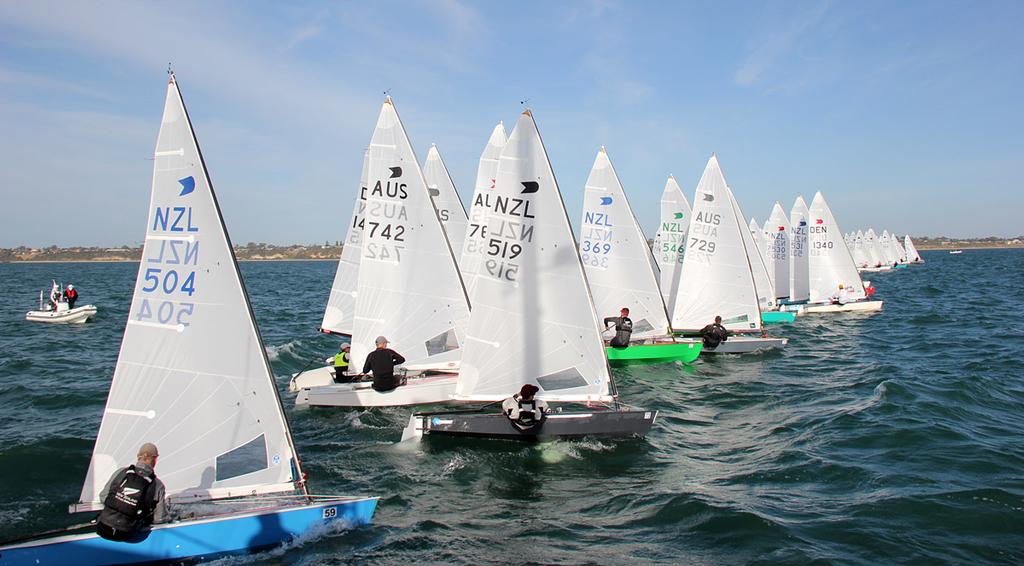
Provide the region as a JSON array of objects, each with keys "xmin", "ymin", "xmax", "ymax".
[
  {"xmin": 761, "ymin": 311, "xmax": 797, "ymax": 324},
  {"xmin": 605, "ymin": 341, "xmax": 701, "ymax": 364},
  {"xmin": 0, "ymin": 497, "xmax": 377, "ymax": 566},
  {"xmin": 801, "ymin": 300, "xmax": 884, "ymax": 313},
  {"xmin": 402, "ymin": 409, "xmax": 657, "ymax": 442},
  {"xmin": 25, "ymin": 305, "xmax": 97, "ymax": 324},
  {"xmin": 701, "ymin": 335, "xmax": 788, "ymax": 354},
  {"xmin": 294, "ymin": 371, "xmax": 459, "ymax": 407}
]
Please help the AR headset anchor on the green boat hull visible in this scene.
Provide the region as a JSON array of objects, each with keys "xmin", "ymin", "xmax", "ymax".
[
  {"xmin": 762, "ymin": 311, "xmax": 797, "ymax": 324},
  {"xmin": 606, "ymin": 342, "xmax": 702, "ymax": 364}
]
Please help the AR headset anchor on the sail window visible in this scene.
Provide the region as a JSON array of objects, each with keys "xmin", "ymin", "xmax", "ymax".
[
  {"xmin": 632, "ymin": 319, "xmax": 654, "ymax": 333},
  {"xmin": 425, "ymin": 328, "xmax": 459, "ymax": 356},
  {"xmin": 536, "ymin": 367, "xmax": 588, "ymax": 391},
  {"xmin": 215, "ymin": 435, "xmax": 268, "ymax": 482}
]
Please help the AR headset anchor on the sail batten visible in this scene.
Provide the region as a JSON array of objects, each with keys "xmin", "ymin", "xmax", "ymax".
[{"xmin": 76, "ymin": 76, "xmax": 301, "ymax": 512}]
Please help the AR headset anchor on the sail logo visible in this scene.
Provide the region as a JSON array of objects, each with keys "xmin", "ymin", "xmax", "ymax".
[
  {"xmin": 702, "ymin": 193, "xmax": 714, "ymax": 201},
  {"xmin": 427, "ymin": 186, "xmax": 441, "ymax": 197},
  {"xmin": 489, "ymin": 179, "xmax": 496, "ymax": 189},
  {"xmin": 599, "ymin": 196, "xmax": 613, "ymax": 205},
  {"xmin": 178, "ymin": 176, "xmax": 195, "ymax": 196},
  {"xmin": 816, "ymin": 219, "xmax": 823, "ymax": 224},
  {"xmin": 778, "ymin": 226, "xmax": 786, "ymax": 231},
  {"xmin": 798, "ymin": 220, "xmax": 807, "ymax": 227},
  {"xmin": 389, "ymin": 167, "xmax": 402, "ymax": 178},
  {"xmin": 521, "ymin": 181, "xmax": 539, "ymax": 194},
  {"xmin": 674, "ymin": 212, "xmax": 685, "ymax": 219}
]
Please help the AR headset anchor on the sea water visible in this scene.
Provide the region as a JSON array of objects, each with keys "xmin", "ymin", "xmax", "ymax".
[{"xmin": 0, "ymin": 249, "xmax": 1021, "ymax": 564}]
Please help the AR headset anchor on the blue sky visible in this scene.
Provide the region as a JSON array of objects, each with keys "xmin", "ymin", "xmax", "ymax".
[{"xmin": 1, "ymin": 0, "xmax": 1021, "ymax": 247}]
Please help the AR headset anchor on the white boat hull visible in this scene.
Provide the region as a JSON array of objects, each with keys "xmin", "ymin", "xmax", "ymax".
[
  {"xmin": 802, "ymin": 300, "xmax": 884, "ymax": 313},
  {"xmin": 701, "ymin": 335, "xmax": 788, "ymax": 354},
  {"xmin": 25, "ymin": 305, "xmax": 97, "ymax": 324},
  {"xmin": 293, "ymin": 368, "xmax": 459, "ymax": 407}
]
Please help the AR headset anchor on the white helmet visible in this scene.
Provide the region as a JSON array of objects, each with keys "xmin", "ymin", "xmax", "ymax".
[{"xmin": 67, "ymin": 284, "xmax": 74, "ymax": 290}]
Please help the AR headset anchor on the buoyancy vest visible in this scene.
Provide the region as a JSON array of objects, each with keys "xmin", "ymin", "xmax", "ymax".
[
  {"xmin": 515, "ymin": 397, "xmax": 543, "ymax": 427},
  {"xmin": 97, "ymin": 465, "xmax": 155, "ymax": 534},
  {"xmin": 66, "ymin": 289, "xmax": 78, "ymax": 300},
  {"xmin": 334, "ymin": 351, "xmax": 349, "ymax": 369}
]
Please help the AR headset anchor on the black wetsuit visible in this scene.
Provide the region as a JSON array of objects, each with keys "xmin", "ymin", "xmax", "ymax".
[
  {"xmin": 362, "ymin": 348, "xmax": 406, "ymax": 392},
  {"xmin": 604, "ymin": 316, "xmax": 633, "ymax": 347},
  {"xmin": 700, "ymin": 323, "xmax": 729, "ymax": 349}
]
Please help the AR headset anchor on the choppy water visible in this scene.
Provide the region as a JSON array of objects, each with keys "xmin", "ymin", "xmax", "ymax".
[{"xmin": 1, "ymin": 250, "xmax": 1022, "ymax": 564}]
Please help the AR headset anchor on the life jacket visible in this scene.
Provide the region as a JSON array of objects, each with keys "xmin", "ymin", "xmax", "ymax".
[
  {"xmin": 515, "ymin": 397, "xmax": 543, "ymax": 427},
  {"xmin": 334, "ymin": 352, "xmax": 349, "ymax": 369},
  {"xmin": 97, "ymin": 465, "xmax": 155, "ymax": 536},
  {"xmin": 66, "ymin": 289, "xmax": 78, "ymax": 300}
]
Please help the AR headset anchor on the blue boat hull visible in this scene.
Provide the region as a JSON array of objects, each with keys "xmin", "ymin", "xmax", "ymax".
[{"xmin": 0, "ymin": 497, "xmax": 377, "ymax": 565}]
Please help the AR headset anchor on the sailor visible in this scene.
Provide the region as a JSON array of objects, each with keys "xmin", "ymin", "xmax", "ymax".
[
  {"xmin": 64, "ymin": 284, "xmax": 79, "ymax": 310},
  {"xmin": 49, "ymin": 284, "xmax": 61, "ymax": 311},
  {"xmin": 830, "ymin": 284, "xmax": 851, "ymax": 305},
  {"xmin": 603, "ymin": 307, "xmax": 633, "ymax": 348},
  {"xmin": 700, "ymin": 316, "xmax": 729, "ymax": 350},
  {"xmin": 96, "ymin": 442, "xmax": 168, "ymax": 541},
  {"xmin": 333, "ymin": 343, "xmax": 352, "ymax": 383},
  {"xmin": 502, "ymin": 384, "xmax": 548, "ymax": 430},
  {"xmin": 362, "ymin": 336, "xmax": 406, "ymax": 392}
]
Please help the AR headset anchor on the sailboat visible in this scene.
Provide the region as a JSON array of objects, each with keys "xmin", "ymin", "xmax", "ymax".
[
  {"xmin": 653, "ymin": 175, "xmax": 690, "ymax": 316},
  {"xmin": 401, "ymin": 110, "xmax": 657, "ymax": 442},
  {"xmin": 861, "ymin": 228, "xmax": 889, "ymax": 272},
  {"xmin": 423, "ymin": 144, "xmax": 470, "ymax": 250},
  {"xmin": 578, "ymin": 148, "xmax": 700, "ymax": 364},
  {"xmin": 758, "ymin": 204, "xmax": 797, "ymax": 323},
  {"xmin": 0, "ymin": 73, "xmax": 376, "ymax": 565},
  {"xmin": 292, "ymin": 97, "xmax": 470, "ymax": 407},
  {"xmin": 670, "ymin": 156, "xmax": 788, "ymax": 354},
  {"xmin": 459, "ymin": 122, "xmax": 508, "ymax": 297},
  {"xmin": 803, "ymin": 192, "xmax": 883, "ymax": 313},
  {"xmin": 904, "ymin": 235, "xmax": 924, "ymax": 263},
  {"xmin": 782, "ymin": 195, "xmax": 811, "ymax": 311}
]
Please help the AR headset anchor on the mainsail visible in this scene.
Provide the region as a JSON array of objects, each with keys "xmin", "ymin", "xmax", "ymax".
[
  {"xmin": 904, "ymin": 235, "xmax": 922, "ymax": 262},
  {"xmin": 671, "ymin": 156, "xmax": 762, "ymax": 332},
  {"xmin": 865, "ymin": 228, "xmax": 884, "ymax": 267},
  {"xmin": 320, "ymin": 150, "xmax": 370, "ymax": 335},
  {"xmin": 789, "ymin": 196, "xmax": 810, "ymax": 302},
  {"xmin": 579, "ymin": 147, "xmax": 670, "ymax": 339},
  {"xmin": 807, "ymin": 192, "xmax": 866, "ymax": 303},
  {"xmin": 455, "ymin": 111, "xmax": 612, "ymax": 403},
  {"xmin": 653, "ymin": 175, "xmax": 690, "ymax": 315},
  {"xmin": 765, "ymin": 203, "xmax": 790, "ymax": 300},
  {"xmin": 737, "ymin": 202, "xmax": 775, "ymax": 310},
  {"xmin": 422, "ymin": 144, "xmax": 469, "ymax": 251},
  {"xmin": 75, "ymin": 75, "xmax": 301, "ymax": 512},
  {"xmin": 350, "ymin": 98, "xmax": 471, "ymax": 370},
  {"xmin": 459, "ymin": 122, "xmax": 508, "ymax": 299}
]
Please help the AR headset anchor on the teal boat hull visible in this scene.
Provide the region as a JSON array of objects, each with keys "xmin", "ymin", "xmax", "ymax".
[{"xmin": 762, "ymin": 311, "xmax": 797, "ymax": 324}]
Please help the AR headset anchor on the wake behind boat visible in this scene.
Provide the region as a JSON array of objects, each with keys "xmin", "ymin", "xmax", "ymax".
[{"xmin": 0, "ymin": 73, "xmax": 376, "ymax": 565}]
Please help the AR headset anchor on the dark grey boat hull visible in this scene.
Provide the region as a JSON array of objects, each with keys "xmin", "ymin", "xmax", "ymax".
[{"xmin": 401, "ymin": 409, "xmax": 658, "ymax": 442}]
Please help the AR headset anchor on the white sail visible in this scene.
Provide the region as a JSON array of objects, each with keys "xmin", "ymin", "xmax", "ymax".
[
  {"xmin": 653, "ymin": 176, "xmax": 690, "ymax": 315},
  {"xmin": 764, "ymin": 203, "xmax": 790, "ymax": 300},
  {"xmin": 672, "ymin": 156, "xmax": 762, "ymax": 332},
  {"xmin": 893, "ymin": 234, "xmax": 907, "ymax": 262},
  {"xmin": 459, "ymin": 122, "xmax": 508, "ymax": 299},
  {"xmin": 76, "ymin": 76, "xmax": 300, "ymax": 512},
  {"xmin": 789, "ymin": 196, "xmax": 810, "ymax": 302},
  {"xmin": 320, "ymin": 150, "xmax": 370, "ymax": 335},
  {"xmin": 455, "ymin": 111, "xmax": 612, "ymax": 403},
  {"xmin": 904, "ymin": 235, "xmax": 922, "ymax": 262},
  {"xmin": 350, "ymin": 98, "xmax": 471, "ymax": 370},
  {"xmin": 807, "ymin": 192, "xmax": 866, "ymax": 303},
  {"xmin": 423, "ymin": 144, "xmax": 469, "ymax": 251},
  {"xmin": 865, "ymin": 228, "xmax": 884, "ymax": 267},
  {"xmin": 579, "ymin": 147, "xmax": 670, "ymax": 339},
  {"xmin": 879, "ymin": 230, "xmax": 896, "ymax": 265},
  {"xmin": 851, "ymin": 231, "xmax": 870, "ymax": 267},
  {"xmin": 739, "ymin": 204, "xmax": 775, "ymax": 310}
]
